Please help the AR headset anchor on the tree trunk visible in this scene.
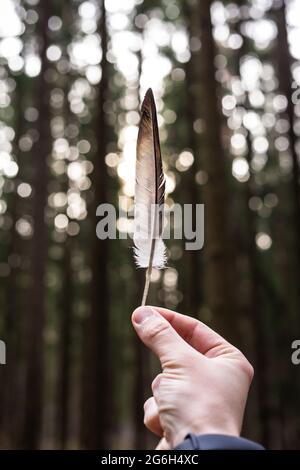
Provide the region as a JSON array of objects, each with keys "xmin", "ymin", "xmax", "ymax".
[
  {"xmin": 0, "ymin": 74, "xmax": 24, "ymax": 447},
  {"xmin": 183, "ymin": 1, "xmax": 202, "ymax": 317},
  {"xmin": 21, "ymin": 1, "xmax": 51, "ymax": 449},
  {"xmin": 244, "ymin": 132, "xmax": 271, "ymax": 447},
  {"xmin": 276, "ymin": 1, "xmax": 300, "ymax": 314},
  {"xmin": 274, "ymin": 1, "xmax": 300, "ymax": 447},
  {"xmin": 55, "ymin": 2, "xmax": 74, "ymax": 448},
  {"xmin": 198, "ymin": 0, "xmax": 238, "ymax": 342},
  {"xmin": 56, "ymin": 242, "xmax": 72, "ymax": 448},
  {"xmin": 80, "ymin": 0, "xmax": 112, "ymax": 449},
  {"xmin": 231, "ymin": 17, "xmax": 273, "ymax": 446}
]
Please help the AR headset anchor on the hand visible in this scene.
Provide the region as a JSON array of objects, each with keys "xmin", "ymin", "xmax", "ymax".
[{"xmin": 131, "ymin": 306, "xmax": 254, "ymax": 450}]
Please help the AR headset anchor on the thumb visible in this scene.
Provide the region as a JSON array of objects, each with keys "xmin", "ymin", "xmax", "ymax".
[{"xmin": 132, "ymin": 306, "xmax": 193, "ymax": 368}]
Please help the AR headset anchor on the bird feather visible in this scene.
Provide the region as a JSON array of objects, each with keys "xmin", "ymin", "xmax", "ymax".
[{"xmin": 133, "ymin": 88, "xmax": 167, "ymax": 305}]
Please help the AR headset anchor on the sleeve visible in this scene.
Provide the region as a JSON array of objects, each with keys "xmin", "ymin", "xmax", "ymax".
[{"xmin": 175, "ymin": 434, "xmax": 265, "ymax": 450}]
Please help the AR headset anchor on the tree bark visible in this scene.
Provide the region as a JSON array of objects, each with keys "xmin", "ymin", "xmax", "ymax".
[
  {"xmin": 183, "ymin": 1, "xmax": 202, "ymax": 317},
  {"xmin": 244, "ymin": 131, "xmax": 271, "ymax": 447},
  {"xmin": 276, "ymin": 1, "xmax": 300, "ymax": 311},
  {"xmin": 56, "ymin": 242, "xmax": 72, "ymax": 448},
  {"xmin": 21, "ymin": 1, "xmax": 51, "ymax": 449},
  {"xmin": 274, "ymin": 1, "xmax": 300, "ymax": 447},
  {"xmin": 0, "ymin": 73, "xmax": 24, "ymax": 447},
  {"xmin": 198, "ymin": 0, "xmax": 238, "ymax": 342},
  {"xmin": 80, "ymin": 0, "xmax": 112, "ymax": 449}
]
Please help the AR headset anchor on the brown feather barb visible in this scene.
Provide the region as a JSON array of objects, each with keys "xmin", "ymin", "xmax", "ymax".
[{"xmin": 134, "ymin": 88, "xmax": 167, "ymax": 306}]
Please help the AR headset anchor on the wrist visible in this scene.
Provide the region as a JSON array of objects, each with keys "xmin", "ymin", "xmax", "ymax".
[
  {"xmin": 188, "ymin": 416, "xmax": 240, "ymax": 439},
  {"xmin": 185, "ymin": 407, "xmax": 241, "ymax": 437},
  {"xmin": 171, "ymin": 420, "xmax": 240, "ymax": 449}
]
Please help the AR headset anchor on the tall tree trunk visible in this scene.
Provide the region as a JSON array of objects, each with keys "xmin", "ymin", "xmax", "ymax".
[
  {"xmin": 56, "ymin": 242, "xmax": 72, "ymax": 448},
  {"xmin": 55, "ymin": 2, "xmax": 74, "ymax": 448},
  {"xmin": 80, "ymin": 0, "xmax": 111, "ymax": 449},
  {"xmin": 21, "ymin": 2, "xmax": 51, "ymax": 449},
  {"xmin": 0, "ymin": 74, "xmax": 24, "ymax": 447},
  {"xmin": 183, "ymin": 1, "xmax": 202, "ymax": 317},
  {"xmin": 244, "ymin": 132, "xmax": 271, "ymax": 447},
  {"xmin": 276, "ymin": 1, "xmax": 300, "ymax": 314},
  {"xmin": 198, "ymin": 0, "xmax": 238, "ymax": 342},
  {"xmin": 275, "ymin": 1, "xmax": 300, "ymax": 447},
  {"xmin": 231, "ymin": 17, "xmax": 273, "ymax": 446}
]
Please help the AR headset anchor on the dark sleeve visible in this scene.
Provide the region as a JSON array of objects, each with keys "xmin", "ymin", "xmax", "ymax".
[{"xmin": 175, "ymin": 434, "xmax": 265, "ymax": 450}]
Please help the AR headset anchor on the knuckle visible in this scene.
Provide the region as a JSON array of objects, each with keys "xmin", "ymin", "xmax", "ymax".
[
  {"xmin": 143, "ymin": 397, "xmax": 151, "ymax": 412},
  {"xmin": 246, "ymin": 361, "xmax": 254, "ymax": 381},
  {"xmin": 232, "ymin": 347, "xmax": 254, "ymax": 383},
  {"xmin": 144, "ymin": 318, "xmax": 171, "ymax": 342},
  {"xmin": 239, "ymin": 356, "xmax": 254, "ymax": 382},
  {"xmin": 143, "ymin": 412, "xmax": 149, "ymax": 426},
  {"xmin": 143, "ymin": 399, "xmax": 152, "ymax": 426},
  {"xmin": 151, "ymin": 373, "xmax": 163, "ymax": 393}
]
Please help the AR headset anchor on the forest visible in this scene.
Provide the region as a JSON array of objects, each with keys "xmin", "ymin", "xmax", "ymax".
[{"xmin": 0, "ymin": 0, "xmax": 300, "ymax": 450}]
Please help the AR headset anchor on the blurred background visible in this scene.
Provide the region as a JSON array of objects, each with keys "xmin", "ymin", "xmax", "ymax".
[{"xmin": 0, "ymin": 0, "xmax": 299, "ymax": 450}]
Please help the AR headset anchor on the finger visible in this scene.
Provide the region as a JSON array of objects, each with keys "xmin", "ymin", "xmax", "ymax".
[
  {"xmin": 156, "ymin": 437, "xmax": 171, "ymax": 450},
  {"xmin": 131, "ymin": 306, "xmax": 194, "ymax": 368},
  {"xmin": 150, "ymin": 306, "xmax": 237, "ymax": 359},
  {"xmin": 144, "ymin": 397, "xmax": 163, "ymax": 437}
]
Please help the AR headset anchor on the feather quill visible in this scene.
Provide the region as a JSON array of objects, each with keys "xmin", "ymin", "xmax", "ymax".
[{"xmin": 134, "ymin": 88, "xmax": 167, "ymax": 306}]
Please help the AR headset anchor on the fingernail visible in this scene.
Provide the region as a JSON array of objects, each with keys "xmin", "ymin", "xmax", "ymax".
[{"xmin": 134, "ymin": 307, "xmax": 154, "ymax": 324}]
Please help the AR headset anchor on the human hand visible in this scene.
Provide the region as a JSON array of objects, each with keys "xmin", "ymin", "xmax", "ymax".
[{"xmin": 131, "ymin": 306, "xmax": 254, "ymax": 450}]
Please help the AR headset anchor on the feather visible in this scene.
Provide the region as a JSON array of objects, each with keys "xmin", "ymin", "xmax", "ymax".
[{"xmin": 134, "ymin": 88, "xmax": 167, "ymax": 305}]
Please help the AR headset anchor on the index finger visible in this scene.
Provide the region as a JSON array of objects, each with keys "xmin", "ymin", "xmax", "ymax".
[{"xmin": 151, "ymin": 306, "xmax": 237, "ymax": 359}]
